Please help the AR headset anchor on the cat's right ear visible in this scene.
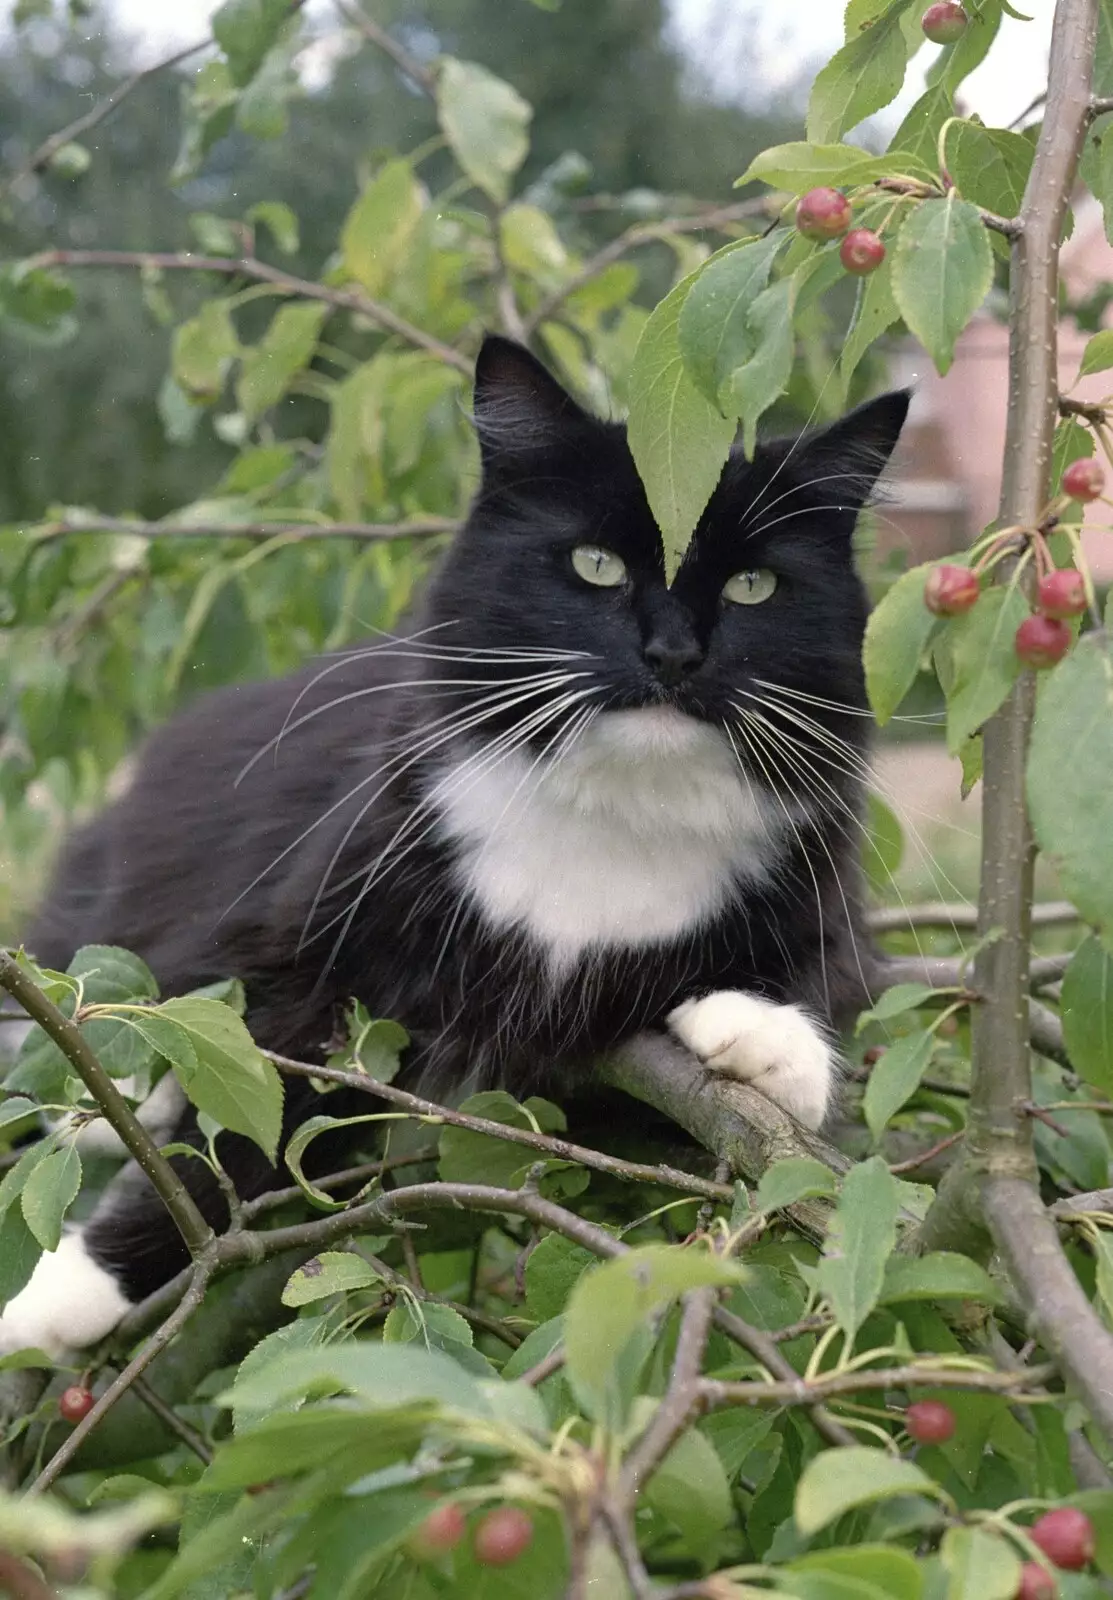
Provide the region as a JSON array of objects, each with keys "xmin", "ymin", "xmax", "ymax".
[{"xmin": 472, "ymin": 334, "xmax": 591, "ymax": 471}]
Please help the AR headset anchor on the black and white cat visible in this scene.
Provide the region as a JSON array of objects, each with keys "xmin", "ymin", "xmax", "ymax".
[{"xmin": 1, "ymin": 336, "xmax": 908, "ymax": 1355}]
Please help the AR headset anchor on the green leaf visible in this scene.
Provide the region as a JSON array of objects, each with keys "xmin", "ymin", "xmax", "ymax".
[
  {"xmin": 627, "ymin": 271, "xmax": 737, "ymax": 583},
  {"xmin": 0, "ymin": 1205, "xmax": 41, "ymax": 1304},
  {"xmin": 842, "ymin": 250, "xmax": 902, "ymax": 389},
  {"xmin": 283, "ymin": 1113, "xmax": 391, "ymax": 1212},
  {"xmin": 700, "ymin": 1408, "xmax": 775, "ymax": 1484},
  {"xmin": 172, "ymin": 300, "xmax": 240, "ymax": 403},
  {"xmin": 676, "ymin": 234, "xmax": 784, "ymax": 407},
  {"xmin": 879, "ymin": 1252, "xmax": 1001, "ymax": 1306},
  {"xmin": 213, "ymin": 0, "xmax": 293, "ymax": 87},
  {"xmin": 1080, "ymin": 329, "xmax": 1113, "ymax": 378},
  {"xmin": 230, "ymin": 1315, "xmax": 332, "ymax": 1434},
  {"xmin": 438, "ymin": 1090, "xmax": 582, "ymax": 1194},
  {"xmin": 816, "ymin": 1155, "xmax": 898, "ymax": 1341},
  {"xmin": 383, "ymin": 1300, "xmax": 495, "ymax": 1377},
  {"xmin": 940, "ymin": 1526, "xmax": 1021, "ymax": 1600},
  {"xmin": 435, "ymin": 57, "xmax": 532, "ymax": 204},
  {"xmin": 1062, "ymin": 936, "xmax": 1113, "ymax": 1097},
  {"xmin": 864, "ymin": 1029, "xmax": 937, "ymax": 1141},
  {"xmin": 795, "ymin": 1446, "xmax": 941, "ymax": 1536},
  {"xmin": 858, "ymin": 983, "xmax": 942, "ymax": 1028},
  {"xmin": 738, "ymin": 141, "xmax": 934, "ymax": 192},
  {"xmin": 642, "ymin": 1417, "xmax": 734, "ymax": 1551},
  {"xmin": 1081, "ymin": 113, "xmax": 1113, "ymax": 247},
  {"xmin": 790, "ymin": 1547, "xmax": 924, "ymax": 1600},
  {"xmin": 1028, "ymin": 635, "xmax": 1113, "ymax": 949},
  {"xmin": 0, "ymin": 1096, "xmax": 39, "ymax": 1132},
  {"xmin": 754, "ymin": 1157, "xmax": 838, "ymax": 1213},
  {"xmin": 20, "ymin": 1144, "xmax": 81, "ymax": 1251},
  {"xmin": 155, "ymin": 996, "xmax": 283, "ymax": 1161},
  {"xmin": 564, "ymin": 1245, "xmax": 744, "ymax": 1426},
  {"xmin": 944, "ymin": 121, "xmax": 1034, "ymax": 219},
  {"xmin": 525, "ymin": 1233, "xmax": 596, "ymax": 1321},
  {"xmin": 220, "ymin": 1340, "xmax": 490, "ymax": 1420},
  {"xmin": 247, "ymin": 199, "xmax": 299, "ymax": 253},
  {"xmin": 721, "ymin": 274, "xmax": 798, "ymax": 457},
  {"xmin": 807, "ymin": 7, "xmax": 914, "ymax": 144},
  {"xmin": 281, "ymin": 1252, "xmax": 383, "ymax": 1307},
  {"xmin": 940, "ymin": 587, "xmax": 1029, "ymax": 754},
  {"xmin": 237, "ymin": 302, "xmax": 327, "ymax": 421},
  {"xmin": 864, "ymin": 562, "xmax": 939, "ymax": 724},
  {"xmin": 340, "ymin": 159, "xmax": 424, "ymax": 296},
  {"xmin": 892, "ymin": 196, "xmax": 994, "ymax": 375}
]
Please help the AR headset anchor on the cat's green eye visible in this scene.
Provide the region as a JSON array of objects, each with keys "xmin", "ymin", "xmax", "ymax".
[
  {"xmin": 723, "ymin": 568, "xmax": 777, "ymax": 606},
  {"xmin": 571, "ymin": 545, "xmax": 627, "ymax": 588}
]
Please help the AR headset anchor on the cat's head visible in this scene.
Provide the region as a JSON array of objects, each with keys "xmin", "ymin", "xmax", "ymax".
[{"xmin": 421, "ymin": 335, "xmax": 908, "ymax": 783}]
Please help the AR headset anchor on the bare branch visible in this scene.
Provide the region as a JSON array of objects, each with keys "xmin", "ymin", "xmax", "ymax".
[
  {"xmin": 0, "ymin": 955, "xmax": 213, "ymax": 1259},
  {"xmin": 869, "ymin": 900, "xmax": 1079, "ymax": 933},
  {"xmin": 30, "ymin": 515, "xmax": 458, "ymax": 546},
  {"xmin": 334, "ymin": 1, "xmax": 437, "ymax": 95},
  {"xmin": 700, "ymin": 1357, "xmax": 1057, "ymax": 1408},
  {"xmin": 710, "ymin": 1305, "xmax": 857, "ymax": 1449},
  {"xmin": 28, "ymin": 250, "xmax": 474, "ymax": 375},
  {"xmin": 266, "ymin": 1050, "xmax": 736, "ymax": 1203},
  {"xmin": 129, "ymin": 1374, "xmax": 213, "ymax": 1465}
]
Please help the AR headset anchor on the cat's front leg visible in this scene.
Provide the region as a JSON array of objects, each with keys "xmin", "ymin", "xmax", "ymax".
[{"xmin": 666, "ymin": 992, "xmax": 834, "ymax": 1130}]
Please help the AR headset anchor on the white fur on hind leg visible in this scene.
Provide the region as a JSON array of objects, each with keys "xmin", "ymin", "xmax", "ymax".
[
  {"xmin": 667, "ymin": 991, "xmax": 834, "ymax": 1130},
  {"xmin": 0, "ymin": 1232, "xmax": 130, "ymax": 1358}
]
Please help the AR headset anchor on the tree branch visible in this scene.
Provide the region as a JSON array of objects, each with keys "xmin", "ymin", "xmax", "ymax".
[
  {"xmin": 266, "ymin": 1050, "xmax": 737, "ymax": 1203},
  {"xmin": 868, "ymin": 900, "xmax": 1079, "ymax": 933},
  {"xmin": 620, "ymin": 1287, "xmax": 717, "ymax": 1500},
  {"xmin": 334, "ymin": 1, "xmax": 437, "ymax": 95},
  {"xmin": 700, "ymin": 1357, "xmax": 1057, "ymax": 1409},
  {"xmin": 0, "ymin": 955, "xmax": 213, "ymax": 1258},
  {"xmin": 30, "ymin": 515, "xmax": 458, "ymax": 546},
  {"xmin": 27, "ymin": 250, "xmax": 474, "ymax": 375}
]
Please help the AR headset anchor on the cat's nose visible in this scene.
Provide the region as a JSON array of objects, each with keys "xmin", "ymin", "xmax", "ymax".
[{"xmin": 643, "ymin": 636, "xmax": 704, "ymax": 685}]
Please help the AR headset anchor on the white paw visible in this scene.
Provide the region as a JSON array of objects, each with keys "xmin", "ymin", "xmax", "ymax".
[
  {"xmin": 0, "ymin": 1233, "xmax": 130, "ymax": 1359},
  {"xmin": 667, "ymin": 991, "xmax": 834, "ymax": 1130}
]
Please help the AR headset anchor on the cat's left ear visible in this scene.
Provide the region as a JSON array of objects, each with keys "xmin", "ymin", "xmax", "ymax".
[
  {"xmin": 472, "ymin": 334, "xmax": 593, "ymax": 470},
  {"xmin": 796, "ymin": 389, "xmax": 911, "ymax": 508}
]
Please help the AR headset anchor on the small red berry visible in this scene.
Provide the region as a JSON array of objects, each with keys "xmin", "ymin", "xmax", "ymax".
[
  {"xmin": 1037, "ymin": 570, "xmax": 1086, "ymax": 619},
  {"xmin": 1016, "ymin": 1563, "xmax": 1057, "ymax": 1600},
  {"xmin": 840, "ymin": 229, "xmax": 886, "ymax": 275},
  {"xmin": 905, "ymin": 1399, "xmax": 956, "ymax": 1444},
  {"xmin": 1030, "ymin": 1508, "xmax": 1096, "ymax": 1572},
  {"xmin": 474, "ymin": 1507, "xmax": 535, "ymax": 1567},
  {"xmin": 922, "ymin": 3, "xmax": 969, "ymax": 44},
  {"xmin": 796, "ymin": 187, "xmax": 853, "ymax": 242},
  {"xmin": 863, "ymin": 1045, "xmax": 887, "ymax": 1065},
  {"xmin": 1015, "ymin": 614, "xmax": 1072, "ymax": 669},
  {"xmin": 58, "ymin": 1385, "xmax": 95, "ymax": 1424},
  {"xmin": 1062, "ymin": 458, "xmax": 1105, "ymax": 503},
  {"xmin": 409, "ymin": 1502, "xmax": 467, "ymax": 1560},
  {"xmin": 924, "ymin": 563, "xmax": 980, "ymax": 616}
]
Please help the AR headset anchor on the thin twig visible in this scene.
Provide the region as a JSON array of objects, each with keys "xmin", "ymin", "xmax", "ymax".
[
  {"xmin": 522, "ymin": 200, "xmax": 770, "ymax": 337},
  {"xmin": 129, "ymin": 1374, "xmax": 213, "ymax": 1465},
  {"xmin": 0, "ymin": 954, "xmax": 213, "ymax": 1258},
  {"xmin": 29, "ymin": 515, "xmax": 458, "ymax": 546},
  {"xmin": 27, "ymin": 250, "xmax": 474, "ymax": 375},
  {"xmin": 519, "ymin": 1346, "xmax": 566, "ymax": 1387},
  {"xmin": 30, "ymin": 1263, "xmax": 213, "ymax": 1494},
  {"xmin": 888, "ymin": 1129, "xmax": 965, "ymax": 1175},
  {"xmin": 869, "ymin": 900, "xmax": 1078, "ymax": 933},
  {"xmin": 710, "ymin": 1306, "xmax": 857, "ymax": 1449},
  {"xmin": 266, "ymin": 1050, "xmax": 736, "ymax": 1202},
  {"xmin": 700, "ymin": 1358, "xmax": 1058, "ymax": 1409},
  {"xmin": 621, "ymin": 1287, "xmax": 717, "ymax": 1499},
  {"xmin": 334, "ymin": 0, "xmax": 436, "ymax": 94}
]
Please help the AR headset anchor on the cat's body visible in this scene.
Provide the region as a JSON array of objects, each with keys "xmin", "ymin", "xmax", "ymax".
[{"xmin": 1, "ymin": 338, "xmax": 908, "ymax": 1355}]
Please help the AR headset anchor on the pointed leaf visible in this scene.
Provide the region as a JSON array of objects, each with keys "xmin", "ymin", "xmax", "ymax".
[
  {"xmin": 864, "ymin": 1029, "xmax": 936, "ymax": 1141},
  {"xmin": 864, "ymin": 562, "xmax": 939, "ymax": 724},
  {"xmin": 156, "ymin": 996, "xmax": 283, "ymax": 1161},
  {"xmin": 944, "ymin": 121, "xmax": 1034, "ymax": 219},
  {"xmin": 807, "ymin": 8, "xmax": 914, "ymax": 144},
  {"xmin": 892, "ymin": 196, "xmax": 994, "ymax": 375},
  {"xmin": 627, "ymin": 272, "xmax": 736, "ymax": 582},
  {"xmin": 676, "ymin": 234, "xmax": 785, "ymax": 404},
  {"xmin": 281, "ymin": 1252, "xmax": 384, "ymax": 1307},
  {"xmin": 339, "ymin": 159, "xmax": 423, "ymax": 296},
  {"xmin": 940, "ymin": 1527, "xmax": 1021, "ymax": 1600},
  {"xmin": 940, "ymin": 586, "xmax": 1029, "ymax": 754},
  {"xmin": 816, "ymin": 1155, "xmax": 898, "ymax": 1341},
  {"xmin": 1062, "ymin": 936, "xmax": 1113, "ymax": 1097},
  {"xmin": 436, "ymin": 58, "xmax": 531, "ymax": 204},
  {"xmin": 20, "ymin": 1144, "xmax": 82, "ymax": 1251},
  {"xmin": 721, "ymin": 275, "xmax": 798, "ymax": 458},
  {"xmin": 738, "ymin": 142, "xmax": 935, "ymax": 192},
  {"xmin": 237, "ymin": 302, "xmax": 327, "ymax": 421},
  {"xmin": 754, "ymin": 1157, "xmax": 838, "ymax": 1213}
]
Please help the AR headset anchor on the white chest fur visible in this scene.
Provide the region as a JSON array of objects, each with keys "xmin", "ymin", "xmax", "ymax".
[{"xmin": 429, "ymin": 708, "xmax": 786, "ymax": 972}]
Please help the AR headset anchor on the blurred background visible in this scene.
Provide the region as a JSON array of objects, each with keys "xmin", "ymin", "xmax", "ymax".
[{"xmin": 0, "ymin": 0, "xmax": 1092, "ymax": 940}]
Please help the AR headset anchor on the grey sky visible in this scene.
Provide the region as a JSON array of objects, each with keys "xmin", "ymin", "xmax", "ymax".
[{"xmin": 98, "ymin": 0, "xmax": 1054, "ymax": 134}]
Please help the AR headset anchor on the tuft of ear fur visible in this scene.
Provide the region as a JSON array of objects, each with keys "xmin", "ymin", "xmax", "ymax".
[
  {"xmin": 472, "ymin": 334, "xmax": 592, "ymax": 469},
  {"xmin": 796, "ymin": 389, "xmax": 911, "ymax": 510}
]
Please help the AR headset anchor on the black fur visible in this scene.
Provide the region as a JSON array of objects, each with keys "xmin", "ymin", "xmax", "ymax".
[{"xmin": 24, "ymin": 337, "xmax": 908, "ymax": 1301}]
